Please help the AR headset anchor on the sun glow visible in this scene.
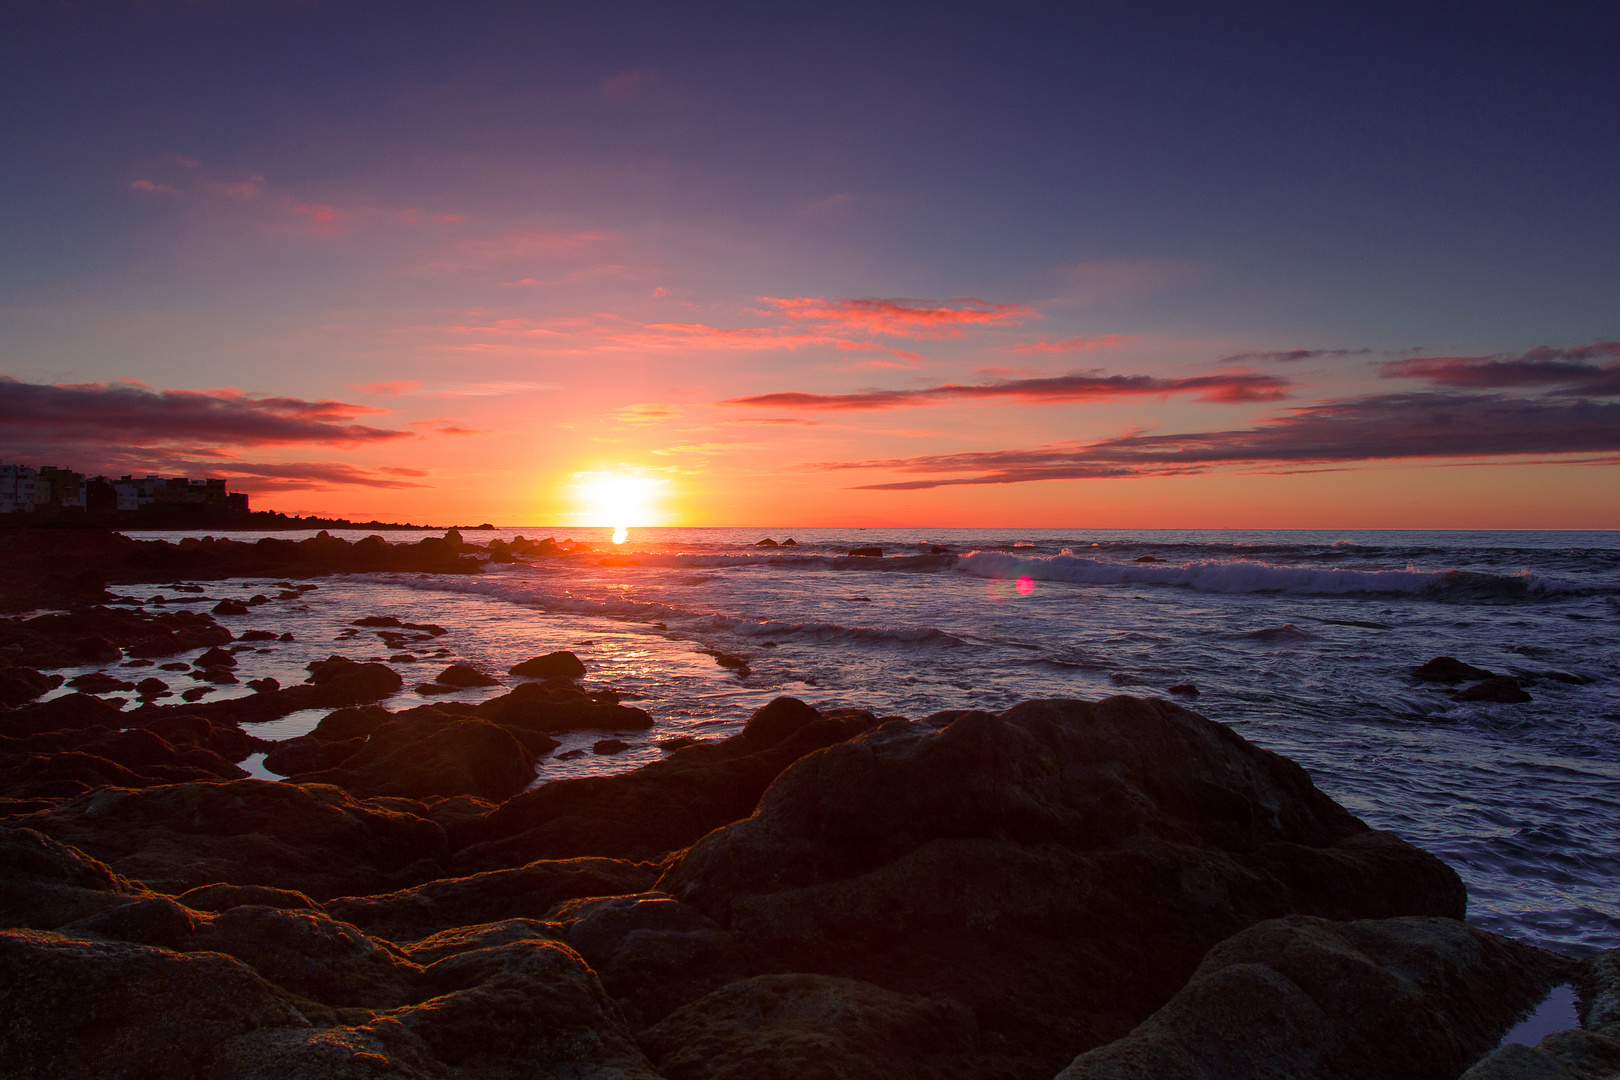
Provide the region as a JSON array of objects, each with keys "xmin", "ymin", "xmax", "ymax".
[{"xmin": 572, "ymin": 472, "xmax": 665, "ymax": 542}]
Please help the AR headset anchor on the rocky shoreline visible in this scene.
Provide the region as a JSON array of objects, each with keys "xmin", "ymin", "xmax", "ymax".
[{"xmin": 2, "ymin": 532, "xmax": 1617, "ymax": 1078}]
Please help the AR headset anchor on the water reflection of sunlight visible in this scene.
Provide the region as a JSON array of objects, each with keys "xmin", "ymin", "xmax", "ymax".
[{"xmin": 572, "ymin": 472, "xmax": 663, "ymax": 544}]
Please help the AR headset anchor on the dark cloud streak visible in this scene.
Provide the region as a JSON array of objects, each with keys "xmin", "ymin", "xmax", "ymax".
[{"xmin": 726, "ymin": 371, "xmax": 1290, "ymax": 411}]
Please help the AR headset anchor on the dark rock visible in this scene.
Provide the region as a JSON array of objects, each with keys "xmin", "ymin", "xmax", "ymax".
[
  {"xmin": 195, "ymin": 646, "xmax": 237, "ymax": 668},
  {"xmin": 656, "ymin": 736, "xmax": 702, "ymax": 752},
  {"xmin": 212, "ymin": 599, "xmax": 251, "ymax": 616},
  {"xmin": 1056, "ymin": 916, "xmax": 1573, "ymax": 1080},
  {"xmin": 475, "ymin": 680, "xmax": 652, "ymax": 735},
  {"xmin": 1543, "ymin": 670, "xmax": 1588, "ymax": 685},
  {"xmin": 755, "ymin": 538, "xmax": 779, "ymax": 548},
  {"xmin": 556, "ymin": 749, "xmax": 587, "ymax": 760},
  {"xmin": 509, "ymin": 650, "xmax": 587, "ymax": 679},
  {"xmin": 302, "ymin": 655, "xmax": 402, "ymax": 704},
  {"xmin": 74, "ymin": 636, "xmax": 123, "ymax": 663},
  {"xmin": 451, "ymin": 697, "xmax": 877, "ymax": 871},
  {"xmin": 0, "ymin": 664, "xmax": 60, "ymax": 706},
  {"xmin": 181, "ymin": 686, "xmax": 212, "ymax": 701},
  {"xmin": 0, "ymin": 825, "xmax": 156, "ymax": 930},
  {"xmin": 593, "ymin": 739, "xmax": 630, "ymax": 755},
  {"xmin": 642, "ymin": 973, "xmax": 978, "ymax": 1080},
  {"xmin": 289, "ymin": 709, "xmax": 536, "ymax": 802},
  {"xmin": 312, "ymin": 705, "xmax": 392, "ymax": 742},
  {"xmin": 782, "ymin": 538, "xmax": 798, "ymax": 547},
  {"xmin": 434, "ymin": 663, "xmax": 500, "ymax": 687},
  {"xmin": 1413, "ymin": 656, "xmax": 1496, "ymax": 683},
  {"xmin": 0, "ymin": 929, "xmax": 310, "ymax": 1079},
  {"xmin": 1168, "ymin": 683, "xmax": 1200, "ymax": 696},
  {"xmin": 159, "ymin": 661, "xmax": 190, "ymax": 671},
  {"xmin": 135, "ymin": 677, "xmax": 168, "ymax": 696},
  {"xmin": 277, "ymin": 632, "xmax": 295, "ymax": 642},
  {"xmin": 60, "ymin": 894, "xmax": 200, "ymax": 950},
  {"xmin": 353, "ymin": 615, "xmax": 403, "ymax": 628},
  {"xmin": 324, "ymin": 857, "xmax": 660, "ymax": 943},
  {"xmin": 244, "ymin": 676, "xmax": 279, "ymax": 693},
  {"xmin": 848, "ymin": 546, "xmax": 884, "ymax": 557},
  {"xmin": 68, "ymin": 671, "xmax": 136, "ymax": 694},
  {"xmin": 705, "ymin": 650, "xmax": 750, "ymax": 674},
  {"xmin": 659, "ymin": 697, "xmax": 1470, "ymax": 1078},
  {"xmin": 177, "ymin": 883, "xmax": 322, "ymax": 913},
  {"xmin": 262, "ymin": 735, "xmax": 366, "ymax": 777},
  {"xmin": 1136, "ymin": 555, "xmax": 1163, "ymax": 562},
  {"xmin": 401, "ymin": 917, "xmax": 563, "ymax": 964},
  {"xmin": 16, "ymin": 780, "xmax": 448, "ymax": 900},
  {"xmin": 415, "ymin": 681, "xmax": 459, "ymax": 695},
  {"xmin": 190, "ymin": 903, "xmax": 420, "ymax": 1008},
  {"xmin": 1455, "ymin": 677, "xmax": 1533, "ymax": 704},
  {"xmin": 196, "ymin": 665, "xmax": 239, "ymax": 684},
  {"xmin": 1462, "ymin": 1031, "xmax": 1620, "ymax": 1079},
  {"xmin": 246, "ymin": 594, "xmax": 269, "ymax": 606},
  {"xmin": 238, "ymin": 630, "xmax": 278, "ymax": 642}
]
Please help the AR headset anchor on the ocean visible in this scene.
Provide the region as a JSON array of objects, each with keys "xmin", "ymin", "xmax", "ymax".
[{"xmin": 106, "ymin": 526, "xmax": 1619, "ymax": 957}]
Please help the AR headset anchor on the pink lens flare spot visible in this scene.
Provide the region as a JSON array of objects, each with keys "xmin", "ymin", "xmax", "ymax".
[{"xmin": 1016, "ymin": 576, "xmax": 1034, "ymax": 595}]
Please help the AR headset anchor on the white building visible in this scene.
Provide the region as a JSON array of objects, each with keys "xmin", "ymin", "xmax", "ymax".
[{"xmin": 0, "ymin": 463, "xmax": 38, "ymax": 514}]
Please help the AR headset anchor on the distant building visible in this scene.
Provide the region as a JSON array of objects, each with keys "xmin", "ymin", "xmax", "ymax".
[{"xmin": 1, "ymin": 462, "xmax": 249, "ymax": 517}]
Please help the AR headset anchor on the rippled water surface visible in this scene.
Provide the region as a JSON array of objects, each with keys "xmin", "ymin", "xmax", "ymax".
[{"xmin": 108, "ymin": 526, "xmax": 1620, "ymax": 955}]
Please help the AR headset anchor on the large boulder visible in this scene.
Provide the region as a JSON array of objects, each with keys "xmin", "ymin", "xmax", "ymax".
[
  {"xmin": 639, "ymin": 973, "xmax": 978, "ymax": 1080},
  {"xmin": 0, "ymin": 928, "xmax": 311, "ymax": 1079},
  {"xmin": 1056, "ymin": 915, "xmax": 1572, "ymax": 1080},
  {"xmin": 658, "ymin": 697, "xmax": 1469, "ymax": 1079},
  {"xmin": 473, "ymin": 679, "xmax": 652, "ymax": 735},
  {"xmin": 324, "ymin": 857, "xmax": 661, "ymax": 944},
  {"xmin": 1460, "ymin": 946, "xmax": 1620, "ymax": 1079},
  {"xmin": 15, "ymin": 780, "xmax": 448, "ymax": 900},
  {"xmin": 451, "ymin": 698, "xmax": 880, "ymax": 871}
]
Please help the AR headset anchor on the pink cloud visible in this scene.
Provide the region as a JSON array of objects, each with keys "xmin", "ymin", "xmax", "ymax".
[
  {"xmin": 129, "ymin": 179, "xmax": 181, "ymax": 197},
  {"xmin": 724, "ymin": 371, "xmax": 1291, "ymax": 411},
  {"xmin": 1380, "ymin": 341, "xmax": 1620, "ymax": 395},
  {"xmin": 758, "ymin": 296, "xmax": 1036, "ymax": 338}
]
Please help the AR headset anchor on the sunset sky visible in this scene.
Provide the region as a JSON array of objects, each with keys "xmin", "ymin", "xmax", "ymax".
[{"xmin": 3, "ymin": 2, "xmax": 1617, "ymax": 527}]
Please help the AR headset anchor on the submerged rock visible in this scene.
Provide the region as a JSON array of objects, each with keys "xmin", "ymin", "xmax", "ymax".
[
  {"xmin": 1056, "ymin": 915, "xmax": 1572, "ymax": 1080},
  {"xmin": 1455, "ymin": 677, "xmax": 1533, "ymax": 704},
  {"xmin": 1413, "ymin": 656, "xmax": 1496, "ymax": 683},
  {"xmin": 434, "ymin": 664, "xmax": 500, "ymax": 688},
  {"xmin": 508, "ymin": 651, "xmax": 587, "ymax": 679}
]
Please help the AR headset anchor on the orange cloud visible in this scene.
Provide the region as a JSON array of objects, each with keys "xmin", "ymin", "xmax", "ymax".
[
  {"xmin": 725, "ymin": 371, "xmax": 1291, "ymax": 411},
  {"xmin": 758, "ymin": 296, "xmax": 1036, "ymax": 338}
]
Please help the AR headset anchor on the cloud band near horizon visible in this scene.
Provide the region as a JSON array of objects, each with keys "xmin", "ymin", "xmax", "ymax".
[{"xmin": 725, "ymin": 371, "xmax": 1291, "ymax": 411}]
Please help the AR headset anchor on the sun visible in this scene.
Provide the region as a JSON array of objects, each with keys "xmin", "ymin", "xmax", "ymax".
[{"xmin": 573, "ymin": 472, "xmax": 663, "ymax": 542}]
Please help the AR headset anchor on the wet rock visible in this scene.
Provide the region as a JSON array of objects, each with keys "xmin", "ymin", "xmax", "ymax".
[
  {"xmin": 435, "ymin": 664, "xmax": 499, "ymax": 688},
  {"xmin": 1462, "ymin": 1031, "xmax": 1620, "ymax": 1078},
  {"xmin": 1455, "ymin": 677, "xmax": 1533, "ymax": 704},
  {"xmin": 659, "ymin": 696, "xmax": 1469, "ymax": 1077},
  {"xmin": 303, "ymin": 655, "xmax": 403, "ymax": 704},
  {"xmin": 263, "ymin": 734, "xmax": 366, "ymax": 776},
  {"xmin": 0, "ymin": 664, "xmax": 61, "ymax": 706},
  {"xmin": 74, "ymin": 636, "xmax": 123, "ymax": 663},
  {"xmin": 781, "ymin": 538, "xmax": 798, "ymax": 547},
  {"xmin": 475, "ymin": 679, "xmax": 652, "ymax": 736},
  {"xmin": 848, "ymin": 545, "xmax": 883, "ymax": 557},
  {"xmin": 135, "ymin": 677, "xmax": 168, "ymax": 696},
  {"xmin": 1168, "ymin": 683, "xmax": 1200, "ymax": 696},
  {"xmin": 641, "ymin": 973, "xmax": 978, "ymax": 1080},
  {"xmin": 594, "ymin": 738, "xmax": 630, "ymax": 755},
  {"xmin": 213, "ymin": 599, "xmax": 251, "ymax": 616},
  {"xmin": 415, "ymin": 681, "xmax": 459, "ymax": 695},
  {"xmin": 67, "ymin": 671, "xmax": 136, "ymax": 693},
  {"xmin": 452, "ymin": 697, "xmax": 878, "ymax": 871},
  {"xmin": 181, "ymin": 686, "xmax": 212, "ymax": 701},
  {"xmin": 1413, "ymin": 656, "xmax": 1496, "ymax": 683},
  {"xmin": 312, "ymin": 705, "xmax": 392, "ymax": 742},
  {"xmin": 196, "ymin": 664, "xmax": 239, "ymax": 684},
  {"xmin": 0, "ymin": 825, "xmax": 156, "ymax": 930},
  {"xmin": 704, "ymin": 650, "xmax": 750, "ymax": 676},
  {"xmin": 508, "ymin": 650, "xmax": 587, "ymax": 679},
  {"xmin": 755, "ymin": 538, "xmax": 779, "ymax": 548},
  {"xmin": 239, "ymin": 630, "xmax": 279, "ymax": 642},
  {"xmin": 245, "ymin": 676, "xmax": 278, "ymax": 693},
  {"xmin": 0, "ymin": 929, "xmax": 311, "ymax": 1079},
  {"xmin": 195, "ymin": 646, "xmax": 237, "ymax": 668},
  {"xmin": 278, "ymin": 632, "xmax": 295, "ymax": 642},
  {"xmin": 16, "ymin": 780, "xmax": 448, "ymax": 900},
  {"xmin": 325, "ymin": 857, "xmax": 660, "ymax": 943},
  {"xmin": 289, "ymin": 709, "xmax": 537, "ymax": 803},
  {"xmin": 1057, "ymin": 916, "xmax": 1574, "ymax": 1080}
]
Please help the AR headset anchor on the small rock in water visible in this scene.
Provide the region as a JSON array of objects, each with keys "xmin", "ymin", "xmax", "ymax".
[
  {"xmin": 436, "ymin": 664, "xmax": 501, "ymax": 688},
  {"xmin": 781, "ymin": 538, "xmax": 798, "ymax": 546},
  {"xmin": 68, "ymin": 672, "xmax": 136, "ymax": 693},
  {"xmin": 509, "ymin": 651, "xmax": 587, "ymax": 679},
  {"xmin": 555, "ymin": 749, "xmax": 587, "ymax": 761},
  {"xmin": 278, "ymin": 632, "xmax": 296, "ymax": 642},
  {"xmin": 180, "ymin": 686, "xmax": 212, "ymax": 701},
  {"xmin": 1244, "ymin": 623, "xmax": 1313, "ymax": 642},
  {"xmin": 655, "ymin": 736, "xmax": 702, "ymax": 751},
  {"xmin": 194, "ymin": 647, "xmax": 236, "ymax": 669},
  {"xmin": 211, "ymin": 600, "xmax": 250, "ymax": 616},
  {"xmin": 389, "ymin": 653, "xmax": 417, "ymax": 662},
  {"xmin": 1135, "ymin": 555, "xmax": 1163, "ymax": 563},
  {"xmin": 415, "ymin": 682, "xmax": 460, "ymax": 696},
  {"xmin": 1454, "ymin": 677, "xmax": 1533, "ymax": 704},
  {"xmin": 847, "ymin": 545, "xmax": 883, "ymax": 557},
  {"xmin": 195, "ymin": 666, "xmax": 238, "ymax": 685},
  {"xmin": 1168, "ymin": 683, "xmax": 1199, "ymax": 697},
  {"xmin": 239, "ymin": 630, "xmax": 278, "ymax": 642},
  {"xmin": 160, "ymin": 662, "xmax": 190, "ymax": 672},
  {"xmin": 245, "ymin": 677, "xmax": 279, "ymax": 693},
  {"xmin": 592, "ymin": 739, "xmax": 630, "ymax": 755},
  {"xmin": 1413, "ymin": 656, "xmax": 1496, "ymax": 683},
  {"xmin": 754, "ymin": 538, "xmax": 779, "ymax": 548}
]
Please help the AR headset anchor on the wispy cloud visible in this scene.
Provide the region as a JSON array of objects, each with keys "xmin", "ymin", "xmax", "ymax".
[
  {"xmin": 1218, "ymin": 348, "xmax": 1373, "ymax": 364},
  {"xmin": 723, "ymin": 370, "xmax": 1291, "ymax": 411},
  {"xmin": 831, "ymin": 393, "xmax": 1620, "ymax": 489},
  {"xmin": 1006, "ymin": 334, "xmax": 1135, "ymax": 355},
  {"xmin": 1381, "ymin": 341, "xmax": 1620, "ymax": 395},
  {"xmin": 757, "ymin": 296, "xmax": 1035, "ymax": 339}
]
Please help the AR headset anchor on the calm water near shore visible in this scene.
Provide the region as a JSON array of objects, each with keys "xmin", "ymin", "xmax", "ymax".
[{"xmin": 80, "ymin": 527, "xmax": 1620, "ymax": 957}]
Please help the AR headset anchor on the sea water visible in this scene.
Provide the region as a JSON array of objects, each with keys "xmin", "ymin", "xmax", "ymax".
[{"xmin": 97, "ymin": 527, "xmax": 1619, "ymax": 957}]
